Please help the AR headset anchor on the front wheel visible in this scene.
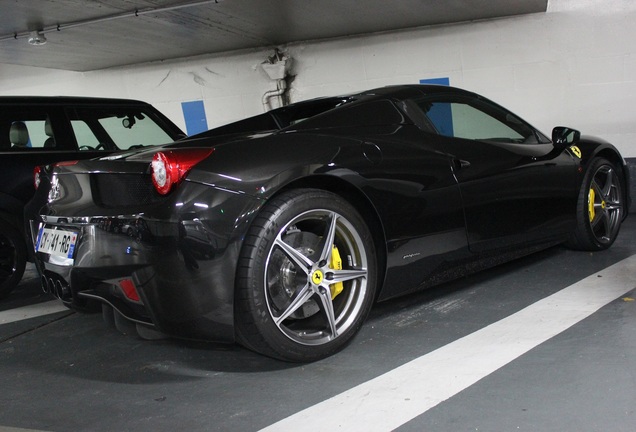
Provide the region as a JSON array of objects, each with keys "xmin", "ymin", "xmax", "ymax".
[
  {"xmin": 235, "ymin": 189, "xmax": 377, "ymax": 362},
  {"xmin": 567, "ymin": 157, "xmax": 625, "ymax": 251}
]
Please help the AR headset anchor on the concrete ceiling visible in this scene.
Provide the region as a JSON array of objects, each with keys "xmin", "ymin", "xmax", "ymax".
[{"xmin": 0, "ymin": 0, "xmax": 548, "ymax": 72}]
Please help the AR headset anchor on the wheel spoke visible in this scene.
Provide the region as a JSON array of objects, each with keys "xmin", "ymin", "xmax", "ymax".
[
  {"xmin": 318, "ymin": 211, "xmax": 338, "ymax": 263},
  {"xmin": 605, "ymin": 201, "xmax": 622, "ymax": 211},
  {"xmin": 598, "ymin": 211, "xmax": 611, "ymax": 240},
  {"xmin": 600, "ymin": 168, "xmax": 614, "ymax": 198},
  {"xmin": 327, "ymin": 268, "xmax": 367, "ymax": 284},
  {"xmin": 273, "ymin": 283, "xmax": 315, "ymax": 326},
  {"xmin": 274, "ymin": 235, "xmax": 313, "ymax": 275},
  {"xmin": 317, "ymin": 285, "xmax": 338, "ymax": 339},
  {"xmin": 590, "ymin": 179, "xmax": 603, "ymax": 198},
  {"xmin": 591, "ymin": 206, "xmax": 605, "ymax": 229}
]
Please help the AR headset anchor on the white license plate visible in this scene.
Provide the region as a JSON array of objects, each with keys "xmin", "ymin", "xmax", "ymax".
[{"xmin": 36, "ymin": 227, "xmax": 78, "ymax": 260}]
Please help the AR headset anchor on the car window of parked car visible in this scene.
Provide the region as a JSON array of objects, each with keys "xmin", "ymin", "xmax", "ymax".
[
  {"xmin": 0, "ymin": 111, "xmax": 63, "ymax": 151},
  {"xmin": 412, "ymin": 95, "xmax": 549, "ymax": 144},
  {"xmin": 67, "ymin": 107, "xmax": 177, "ymax": 151}
]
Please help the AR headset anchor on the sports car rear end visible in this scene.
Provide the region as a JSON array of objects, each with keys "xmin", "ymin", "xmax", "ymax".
[{"xmin": 27, "ymin": 147, "xmax": 260, "ymax": 342}]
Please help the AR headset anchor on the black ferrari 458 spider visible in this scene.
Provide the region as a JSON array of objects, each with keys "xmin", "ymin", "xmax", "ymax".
[{"xmin": 26, "ymin": 85, "xmax": 630, "ymax": 361}]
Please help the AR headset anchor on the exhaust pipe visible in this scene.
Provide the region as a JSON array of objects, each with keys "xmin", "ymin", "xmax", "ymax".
[
  {"xmin": 41, "ymin": 275, "xmax": 51, "ymax": 294},
  {"xmin": 41, "ymin": 273, "xmax": 72, "ymax": 300},
  {"xmin": 55, "ymin": 279, "xmax": 70, "ymax": 299}
]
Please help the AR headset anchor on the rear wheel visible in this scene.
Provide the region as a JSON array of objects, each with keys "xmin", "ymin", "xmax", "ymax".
[
  {"xmin": 567, "ymin": 157, "xmax": 625, "ymax": 251},
  {"xmin": 0, "ymin": 221, "xmax": 27, "ymax": 299},
  {"xmin": 235, "ymin": 189, "xmax": 377, "ymax": 362}
]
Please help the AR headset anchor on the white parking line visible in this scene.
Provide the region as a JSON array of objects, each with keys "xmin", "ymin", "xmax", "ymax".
[
  {"xmin": 0, "ymin": 301, "xmax": 69, "ymax": 325},
  {"xmin": 260, "ymin": 254, "xmax": 636, "ymax": 432},
  {"xmin": 0, "ymin": 427, "xmax": 53, "ymax": 432}
]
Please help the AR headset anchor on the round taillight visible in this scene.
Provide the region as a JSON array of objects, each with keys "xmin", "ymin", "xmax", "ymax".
[
  {"xmin": 151, "ymin": 148, "xmax": 213, "ymax": 195},
  {"xmin": 34, "ymin": 166, "xmax": 42, "ymax": 189},
  {"xmin": 151, "ymin": 152, "xmax": 175, "ymax": 195}
]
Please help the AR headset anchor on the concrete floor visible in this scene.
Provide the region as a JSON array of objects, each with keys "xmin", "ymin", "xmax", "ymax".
[{"xmin": 1, "ymin": 219, "xmax": 635, "ymax": 432}]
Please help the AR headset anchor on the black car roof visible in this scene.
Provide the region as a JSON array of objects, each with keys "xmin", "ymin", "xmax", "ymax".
[
  {"xmin": 352, "ymin": 84, "xmax": 474, "ymax": 100},
  {"xmin": 189, "ymin": 84, "xmax": 477, "ymax": 139},
  {"xmin": 0, "ymin": 96, "xmax": 151, "ymax": 106},
  {"xmin": 273, "ymin": 85, "xmax": 472, "ymax": 114}
]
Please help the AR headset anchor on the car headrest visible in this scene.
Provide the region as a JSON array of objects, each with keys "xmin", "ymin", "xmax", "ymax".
[
  {"xmin": 45, "ymin": 117, "xmax": 54, "ymax": 137},
  {"xmin": 10, "ymin": 121, "xmax": 29, "ymax": 147}
]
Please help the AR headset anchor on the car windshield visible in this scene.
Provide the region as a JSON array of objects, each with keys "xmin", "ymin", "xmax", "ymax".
[{"xmin": 66, "ymin": 107, "xmax": 177, "ymax": 151}]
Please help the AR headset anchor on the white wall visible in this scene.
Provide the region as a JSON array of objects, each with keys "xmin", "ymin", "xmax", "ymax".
[{"xmin": 1, "ymin": 0, "xmax": 635, "ymax": 156}]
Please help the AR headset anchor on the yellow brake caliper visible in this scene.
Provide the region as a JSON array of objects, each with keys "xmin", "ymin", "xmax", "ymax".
[
  {"xmin": 329, "ymin": 245, "xmax": 344, "ymax": 299},
  {"xmin": 588, "ymin": 188, "xmax": 596, "ymax": 222}
]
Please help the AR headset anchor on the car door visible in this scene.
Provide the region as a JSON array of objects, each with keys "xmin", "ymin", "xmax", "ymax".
[{"xmin": 411, "ymin": 94, "xmax": 580, "ymax": 253}]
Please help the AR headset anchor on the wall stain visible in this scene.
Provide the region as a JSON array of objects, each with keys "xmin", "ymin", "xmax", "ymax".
[
  {"xmin": 189, "ymin": 71, "xmax": 207, "ymax": 86},
  {"xmin": 205, "ymin": 67, "xmax": 224, "ymax": 77},
  {"xmin": 157, "ymin": 70, "xmax": 171, "ymax": 86}
]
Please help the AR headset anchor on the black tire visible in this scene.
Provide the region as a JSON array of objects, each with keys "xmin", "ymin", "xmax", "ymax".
[
  {"xmin": 235, "ymin": 189, "xmax": 377, "ymax": 362},
  {"xmin": 567, "ymin": 157, "xmax": 625, "ymax": 251},
  {"xmin": 0, "ymin": 221, "xmax": 27, "ymax": 299}
]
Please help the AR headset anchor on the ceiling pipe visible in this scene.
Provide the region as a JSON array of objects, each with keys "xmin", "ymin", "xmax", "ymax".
[
  {"xmin": 0, "ymin": 0, "xmax": 223, "ymax": 43},
  {"xmin": 261, "ymin": 49, "xmax": 292, "ymax": 112},
  {"xmin": 262, "ymin": 80, "xmax": 287, "ymax": 112}
]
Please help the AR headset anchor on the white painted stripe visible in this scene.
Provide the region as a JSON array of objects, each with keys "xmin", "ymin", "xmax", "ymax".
[
  {"xmin": 260, "ymin": 255, "xmax": 636, "ymax": 432},
  {"xmin": 0, "ymin": 427, "xmax": 53, "ymax": 432},
  {"xmin": 0, "ymin": 301, "xmax": 69, "ymax": 325}
]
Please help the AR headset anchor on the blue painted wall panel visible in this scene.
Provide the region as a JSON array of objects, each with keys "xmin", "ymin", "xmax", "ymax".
[
  {"xmin": 419, "ymin": 77, "xmax": 450, "ymax": 86},
  {"xmin": 419, "ymin": 77, "xmax": 452, "ymax": 136},
  {"xmin": 181, "ymin": 100, "xmax": 208, "ymax": 136}
]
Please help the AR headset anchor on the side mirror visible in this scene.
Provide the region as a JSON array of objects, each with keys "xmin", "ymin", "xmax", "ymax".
[{"xmin": 552, "ymin": 126, "xmax": 581, "ymax": 148}]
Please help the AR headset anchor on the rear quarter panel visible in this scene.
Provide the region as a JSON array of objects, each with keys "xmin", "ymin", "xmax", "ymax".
[{"xmin": 187, "ymin": 126, "xmax": 468, "ymax": 300}]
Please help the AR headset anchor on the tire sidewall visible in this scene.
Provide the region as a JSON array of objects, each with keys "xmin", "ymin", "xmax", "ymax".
[
  {"xmin": 238, "ymin": 189, "xmax": 377, "ymax": 361},
  {"xmin": 573, "ymin": 157, "xmax": 624, "ymax": 250}
]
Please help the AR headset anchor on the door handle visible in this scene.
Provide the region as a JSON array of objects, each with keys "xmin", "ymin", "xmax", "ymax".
[{"xmin": 453, "ymin": 159, "xmax": 471, "ymax": 170}]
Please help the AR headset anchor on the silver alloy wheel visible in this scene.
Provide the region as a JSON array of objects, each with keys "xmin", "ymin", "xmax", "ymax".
[
  {"xmin": 264, "ymin": 209, "xmax": 369, "ymax": 346},
  {"xmin": 588, "ymin": 164, "xmax": 623, "ymax": 245}
]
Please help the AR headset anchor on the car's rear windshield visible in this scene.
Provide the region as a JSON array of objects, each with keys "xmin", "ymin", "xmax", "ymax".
[{"xmin": 67, "ymin": 107, "xmax": 177, "ymax": 150}]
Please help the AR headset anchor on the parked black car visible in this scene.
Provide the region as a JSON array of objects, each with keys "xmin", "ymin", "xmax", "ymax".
[
  {"xmin": 0, "ymin": 96, "xmax": 184, "ymax": 298},
  {"xmin": 26, "ymin": 85, "xmax": 630, "ymax": 361}
]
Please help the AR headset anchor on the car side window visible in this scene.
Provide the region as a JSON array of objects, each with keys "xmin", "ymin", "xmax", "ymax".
[
  {"xmin": 1, "ymin": 114, "xmax": 60, "ymax": 151},
  {"xmin": 414, "ymin": 95, "xmax": 548, "ymax": 144}
]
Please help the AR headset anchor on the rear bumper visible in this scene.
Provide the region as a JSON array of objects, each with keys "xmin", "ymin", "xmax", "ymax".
[{"xmin": 27, "ymin": 181, "xmax": 261, "ymax": 343}]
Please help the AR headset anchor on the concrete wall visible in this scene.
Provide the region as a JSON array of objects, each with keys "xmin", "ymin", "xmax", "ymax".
[{"xmin": 1, "ymin": 0, "xmax": 635, "ymax": 159}]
